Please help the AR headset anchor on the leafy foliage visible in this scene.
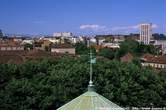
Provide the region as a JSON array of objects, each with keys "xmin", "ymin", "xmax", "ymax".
[
  {"xmin": 153, "ymin": 33, "xmax": 166, "ymax": 40},
  {"xmin": 75, "ymin": 42, "xmax": 89, "ymax": 54},
  {"xmin": 0, "ymin": 57, "xmax": 165, "ymax": 109},
  {"xmin": 0, "ymin": 29, "xmax": 3, "ymax": 37},
  {"xmin": 24, "ymin": 43, "xmax": 33, "ymax": 50},
  {"xmin": 98, "ymin": 48, "xmax": 117, "ymax": 59},
  {"xmin": 75, "ymin": 42, "xmax": 96, "ymax": 55},
  {"xmin": 116, "ymin": 39, "xmax": 159, "ymax": 58}
]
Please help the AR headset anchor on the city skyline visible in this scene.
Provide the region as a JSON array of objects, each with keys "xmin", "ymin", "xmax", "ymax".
[{"xmin": 0, "ymin": 0, "xmax": 166, "ymax": 35}]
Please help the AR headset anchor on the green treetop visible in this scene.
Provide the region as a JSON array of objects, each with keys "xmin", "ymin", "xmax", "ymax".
[{"xmin": 0, "ymin": 29, "xmax": 3, "ymax": 37}]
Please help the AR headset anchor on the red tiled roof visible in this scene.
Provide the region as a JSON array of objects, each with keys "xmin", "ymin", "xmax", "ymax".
[
  {"xmin": 141, "ymin": 54, "xmax": 166, "ymax": 64},
  {"xmin": 0, "ymin": 40, "xmax": 22, "ymax": 47},
  {"xmin": 92, "ymin": 45, "xmax": 104, "ymax": 50},
  {"xmin": 0, "ymin": 55, "xmax": 24, "ymax": 64},
  {"xmin": 52, "ymin": 43, "xmax": 74, "ymax": 48},
  {"xmin": 0, "ymin": 49, "xmax": 76, "ymax": 64}
]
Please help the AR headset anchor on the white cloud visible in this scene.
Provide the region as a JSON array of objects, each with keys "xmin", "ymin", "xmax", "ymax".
[
  {"xmin": 79, "ymin": 24, "xmax": 158, "ymax": 34},
  {"xmin": 110, "ymin": 24, "xmax": 158, "ymax": 32},
  {"xmin": 110, "ymin": 25, "xmax": 139, "ymax": 31},
  {"xmin": 80, "ymin": 24, "xmax": 106, "ymax": 31},
  {"xmin": 79, "ymin": 24, "xmax": 140, "ymax": 32},
  {"xmin": 152, "ymin": 24, "xmax": 158, "ymax": 28}
]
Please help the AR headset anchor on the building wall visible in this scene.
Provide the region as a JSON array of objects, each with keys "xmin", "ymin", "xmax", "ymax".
[
  {"xmin": 43, "ymin": 38, "xmax": 60, "ymax": 44},
  {"xmin": 0, "ymin": 46, "xmax": 24, "ymax": 51},
  {"xmin": 141, "ymin": 62, "xmax": 166, "ymax": 69},
  {"xmin": 51, "ymin": 48, "xmax": 75, "ymax": 54},
  {"xmin": 140, "ymin": 23, "xmax": 152, "ymax": 45},
  {"xmin": 53, "ymin": 32, "xmax": 72, "ymax": 37},
  {"xmin": 53, "ymin": 33, "xmax": 62, "ymax": 37},
  {"xmin": 155, "ymin": 40, "xmax": 166, "ymax": 54},
  {"xmin": 22, "ymin": 40, "xmax": 34, "ymax": 44}
]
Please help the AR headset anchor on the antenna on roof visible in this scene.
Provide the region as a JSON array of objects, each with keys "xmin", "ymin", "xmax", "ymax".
[{"xmin": 88, "ymin": 42, "xmax": 96, "ymax": 91}]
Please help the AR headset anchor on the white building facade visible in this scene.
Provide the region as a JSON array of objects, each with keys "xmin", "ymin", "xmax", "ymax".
[
  {"xmin": 53, "ymin": 32, "xmax": 73, "ymax": 37},
  {"xmin": 140, "ymin": 23, "xmax": 152, "ymax": 45},
  {"xmin": 51, "ymin": 48, "xmax": 75, "ymax": 54},
  {"xmin": 154, "ymin": 40, "xmax": 166, "ymax": 54}
]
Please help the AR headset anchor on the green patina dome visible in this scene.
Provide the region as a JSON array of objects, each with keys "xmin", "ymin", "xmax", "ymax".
[{"xmin": 57, "ymin": 87, "xmax": 124, "ymax": 110}]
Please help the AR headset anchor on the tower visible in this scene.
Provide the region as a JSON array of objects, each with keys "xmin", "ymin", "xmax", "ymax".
[{"xmin": 140, "ymin": 23, "xmax": 152, "ymax": 45}]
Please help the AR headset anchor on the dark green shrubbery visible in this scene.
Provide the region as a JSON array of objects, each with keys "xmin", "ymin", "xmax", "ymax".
[{"xmin": 0, "ymin": 57, "xmax": 165, "ymax": 109}]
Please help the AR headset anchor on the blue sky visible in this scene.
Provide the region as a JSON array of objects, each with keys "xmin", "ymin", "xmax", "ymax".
[{"xmin": 0, "ymin": 0, "xmax": 166, "ymax": 35}]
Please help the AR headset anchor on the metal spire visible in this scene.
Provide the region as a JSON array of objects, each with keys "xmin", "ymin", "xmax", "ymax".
[
  {"xmin": 89, "ymin": 49, "xmax": 93, "ymax": 84},
  {"xmin": 88, "ymin": 46, "xmax": 95, "ymax": 91}
]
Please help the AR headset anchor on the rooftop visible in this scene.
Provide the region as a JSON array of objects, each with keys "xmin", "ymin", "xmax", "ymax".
[
  {"xmin": 141, "ymin": 54, "xmax": 166, "ymax": 64},
  {"xmin": 57, "ymin": 86, "xmax": 124, "ymax": 110}
]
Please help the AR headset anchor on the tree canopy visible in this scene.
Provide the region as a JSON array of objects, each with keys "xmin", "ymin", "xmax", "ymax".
[
  {"xmin": 0, "ymin": 29, "xmax": 3, "ymax": 37},
  {"xmin": 116, "ymin": 39, "xmax": 159, "ymax": 58},
  {"xmin": 0, "ymin": 57, "xmax": 165, "ymax": 110},
  {"xmin": 98, "ymin": 48, "xmax": 117, "ymax": 59},
  {"xmin": 75, "ymin": 42, "xmax": 96, "ymax": 55},
  {"xmin": 153, "ymin": 33, "xmax": 166, "ymax": 40}
]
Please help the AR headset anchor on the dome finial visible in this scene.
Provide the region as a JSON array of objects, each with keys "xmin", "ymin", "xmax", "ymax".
[{"xmin": 88, "ymin": 80, "xmax": 95, "ymax": 91}]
